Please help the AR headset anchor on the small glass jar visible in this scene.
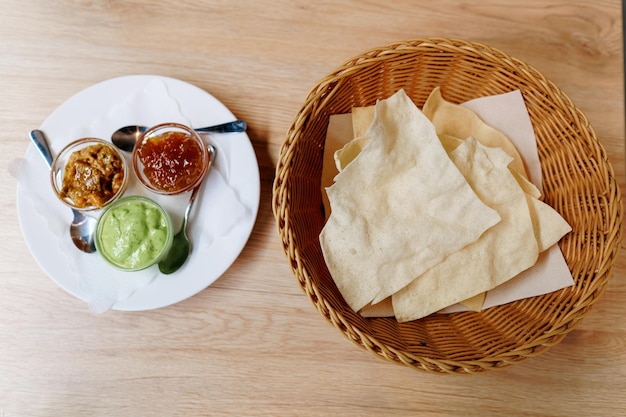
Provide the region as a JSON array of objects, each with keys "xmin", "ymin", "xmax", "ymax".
[
  {"xmin": 132, "ymin": 123, "xmax": 209, "ymax": 195},
  {"xmin": 95, "ymin": 196, "xmax": 173, "ymax": 271},
  {"xmin": 50, "ymin": 138, "xmax": 128, "ymax": 211}
]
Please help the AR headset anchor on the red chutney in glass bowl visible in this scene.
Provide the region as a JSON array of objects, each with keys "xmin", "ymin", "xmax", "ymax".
[{"xmin": 133, "ymin": 123, "xmax": 209, "ymax": 195}]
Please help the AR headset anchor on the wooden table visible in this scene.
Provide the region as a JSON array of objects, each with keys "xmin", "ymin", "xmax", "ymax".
[{"xmin": 1, "ymin": 1, "xmax": 624, "ymax": 415}]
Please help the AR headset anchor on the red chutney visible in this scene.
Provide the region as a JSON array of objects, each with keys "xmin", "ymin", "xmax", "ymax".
[{"xmin": 138, "ymin": 131, "xmax": 205, "ymax": 193}]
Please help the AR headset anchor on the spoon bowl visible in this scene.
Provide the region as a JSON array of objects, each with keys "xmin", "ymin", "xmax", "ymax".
[
  {"xmin": 158, "ymin": 144, "xmax": 216, "ymax": 274},
  {"xmin": 29, "ymin": 130, "xmax": 98, "ymax": 253},
  {"xmin": 112, "ymin": 119, "xmax": 246, "ymax": 152}
]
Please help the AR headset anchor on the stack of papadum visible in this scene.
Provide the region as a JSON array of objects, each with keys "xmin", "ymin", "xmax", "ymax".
[{"xmin": 319, "ymin": 88, "xmax": 572, "ymax": 322}]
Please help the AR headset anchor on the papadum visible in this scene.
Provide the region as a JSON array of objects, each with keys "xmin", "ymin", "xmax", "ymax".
[{"xmin": 320, "ymin": 89, "xmax": 501, "ymax": 312}]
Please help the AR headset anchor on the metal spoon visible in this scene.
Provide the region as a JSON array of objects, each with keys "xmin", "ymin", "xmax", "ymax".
[
  {"xmin": 29, "ymin": 130, "xmax": 97, "ymax": 253},
  {"xmin": 158, "ymin": 144, "xmax": 216, "ymax": 275},
  {"xmin": 111, "ymin": 119, "xmax": 246, "ymax": 152}
]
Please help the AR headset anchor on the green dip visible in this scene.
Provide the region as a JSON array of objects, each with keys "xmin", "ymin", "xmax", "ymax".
[{"xmin": 96, "ymin": 197, "xmax": 171, "ymax": 270}]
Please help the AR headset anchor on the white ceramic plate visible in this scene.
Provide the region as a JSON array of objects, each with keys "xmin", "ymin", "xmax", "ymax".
[{"xmin": 16, "ymin": 75, "xmax": 260, "ymax": 311}]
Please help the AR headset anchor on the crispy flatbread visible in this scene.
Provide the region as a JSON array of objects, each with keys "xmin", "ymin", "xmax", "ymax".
[
  {"xmin": 392, "ymin": 137, "xmax": 539, "ymax": 322},
  {"xmin": 320, "ymin": 90, "xmax": 501, "ymax": 311},
  {"xmin": 334, "ymin": 136, "xmax": 370, "ymax": 172},
  {"xmin": 324, "ymin": 89, "xmax": 570, "ymax": 320},
  {"xmin": 422, "ymin": 87, "xmax": 529, "ymax": 180},
  {"xmin": 342, "ymin": 107, "xmax": 500, "ymax": 314},
  {"xmin": 352, "ymin": 106, "xmax": 376, "ymax": 138}
]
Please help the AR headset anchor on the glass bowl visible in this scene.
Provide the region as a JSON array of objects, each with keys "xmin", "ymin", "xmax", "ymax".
[
  {"xmin": 95, "ymin": 196, "xmax": 173, "ymax": 271},
  {"xmin": 132, "ymin": 123, "xmax": 209, "ymax": 195},
  {"xmin": 50, "ymin": 138, "xmax": 128, "ymax": 211}
]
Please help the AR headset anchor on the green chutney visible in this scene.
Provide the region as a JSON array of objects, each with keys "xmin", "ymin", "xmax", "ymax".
[{"xmin": 97, "ymin": 197, "xmax": 172, "ymax": 270}]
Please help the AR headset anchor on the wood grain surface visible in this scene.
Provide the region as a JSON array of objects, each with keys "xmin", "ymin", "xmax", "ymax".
[{"xmin": 1, "ymin": 1, "xmax": 624, "ymax": 416}]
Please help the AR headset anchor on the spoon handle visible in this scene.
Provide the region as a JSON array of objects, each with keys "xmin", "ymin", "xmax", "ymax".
[
  {"xmin": 183, "ymin": 144, "xmax": 216, "ymax": 229},
  {"xmin": 29, "ymin": 129, "xmax": 54, "ymax": 168},
  {"xmin": 195, "ymin": 119, "xmax": 247, "ymax": 133}
]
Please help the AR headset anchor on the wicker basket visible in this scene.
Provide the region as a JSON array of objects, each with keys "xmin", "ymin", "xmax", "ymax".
[{"xmin": 272, "ymin": 38, "xmax": 622, "ymax": 374}]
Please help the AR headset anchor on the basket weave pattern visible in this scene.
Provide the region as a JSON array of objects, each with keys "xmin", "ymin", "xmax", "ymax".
[{"xmin": 272, "ymin": 38, "xmax": 622, "ymax": 374}]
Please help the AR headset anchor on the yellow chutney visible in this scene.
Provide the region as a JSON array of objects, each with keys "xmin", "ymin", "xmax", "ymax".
[{"xmin": 95, "ymin": 196, "xmax": 173, "ymax": 271}]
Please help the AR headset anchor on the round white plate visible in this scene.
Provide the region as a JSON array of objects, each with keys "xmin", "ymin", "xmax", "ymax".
[{"xmin": 16, "ymin": 75, "xmax": 260, "ymax": 311}]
